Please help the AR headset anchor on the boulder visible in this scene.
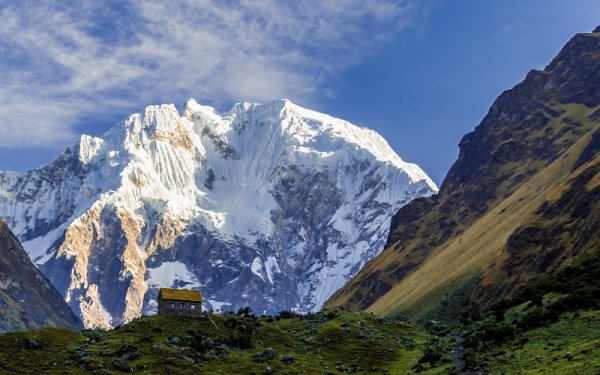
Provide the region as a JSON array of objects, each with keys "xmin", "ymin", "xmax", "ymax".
[
  {"xmin": 254, "ymin": 347, "xmax": 278, "ymax": 362},
  {"xmin": 112, "ymin": 359, "xmax": 133, "ymax": 372}
]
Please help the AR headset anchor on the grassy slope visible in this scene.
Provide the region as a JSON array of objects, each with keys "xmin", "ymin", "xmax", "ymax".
[
  {"xmin": 336, "ymin": 104, "xmax": 599, "ymax": 320},
  {"xmin": 373, "ymin": 105, "xmax": 598, "ymax": 315},
  {"xmin": 0, "ymin": 309, "xmax": 439, "ymax": 374},
  {"xmin": 420, "ymin": 249, "xmax": 600, "ymax": 374},
  {"xmin": 326, "ymin": 29, "xmax": 600, "ymax": 320},
  {"xmin": 481, "ymin": 310, "xmax": 600, "ymax": 374}
]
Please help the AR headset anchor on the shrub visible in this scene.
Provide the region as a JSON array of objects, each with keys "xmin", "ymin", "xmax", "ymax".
[{"xmin": 415, "ymin": 336, "xmax": 452, "ymax": 370}]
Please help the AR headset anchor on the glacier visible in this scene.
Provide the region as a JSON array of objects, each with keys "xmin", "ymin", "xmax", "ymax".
[{"xmin": 0, "ymin": 98, "xmax": 437, "ymax": 328}]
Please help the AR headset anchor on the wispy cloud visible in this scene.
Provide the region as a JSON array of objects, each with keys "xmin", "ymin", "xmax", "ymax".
[{"xmin": 0, "ymin": 0, "xmax": 426, "ymax": 148}]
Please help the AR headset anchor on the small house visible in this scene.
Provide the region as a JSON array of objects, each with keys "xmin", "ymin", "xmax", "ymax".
[{"xmin": 157, "ymin": 288, "xmax": 203, "ymax": 317}]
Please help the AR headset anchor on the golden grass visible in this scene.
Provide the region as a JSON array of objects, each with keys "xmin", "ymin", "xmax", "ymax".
[{"xmin": 366, "ymin": 104, "xmax": 600, "ymax": 317}]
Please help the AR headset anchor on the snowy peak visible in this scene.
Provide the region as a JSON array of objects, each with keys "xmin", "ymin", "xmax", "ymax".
[
  {"xmin": 87, "ymin": 98, "xmax": 435, "ymax": 188},
  {"xmin": 0, "ymin": 98, "xmax": 437, "ymax": 328}
]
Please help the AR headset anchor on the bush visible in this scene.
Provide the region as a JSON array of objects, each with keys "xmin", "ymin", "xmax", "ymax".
[{"xmin": 237, "ymin": 307, "xmax": 254, "ymax": 317}]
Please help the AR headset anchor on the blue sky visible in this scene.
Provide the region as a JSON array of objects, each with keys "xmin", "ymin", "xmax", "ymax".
[{"xmin": 0, "ymin": 1, "xmax": 599, "ymax": 185}]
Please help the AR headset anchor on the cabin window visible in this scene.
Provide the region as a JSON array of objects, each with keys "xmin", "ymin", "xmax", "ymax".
[
  {"xmin": 169, "ymin": 302, "xmax": 174, "ymax": 309},
  {"xmin": 191, "ymin": 303, "xmax": 196, "ymax": 310},
  {"xmin": 180, "ymin": 302, "xmax": 185, "ymax": 309}
]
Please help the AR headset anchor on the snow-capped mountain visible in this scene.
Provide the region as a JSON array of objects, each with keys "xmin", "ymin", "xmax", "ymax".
[{"xmin": 0, "ymin": 99, "xmax": 437, "ymax": 328}]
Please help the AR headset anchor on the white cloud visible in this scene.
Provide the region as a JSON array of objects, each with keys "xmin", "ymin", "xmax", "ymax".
[{"xmin": 0, "ymin": 0, "xmax": 426, "ymax": 148}]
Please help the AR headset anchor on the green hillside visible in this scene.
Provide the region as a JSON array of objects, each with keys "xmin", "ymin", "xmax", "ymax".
[
  {"xmin": 473, "ymin": 310, "xmax": 600, "ymax": 374},
  {"xmin": 422, "ymin": 250, "xmax": 600, "ymax": 374},
  {"xmin": 0, "ymin": 309, "xmax": 447, "ymax": 374}
]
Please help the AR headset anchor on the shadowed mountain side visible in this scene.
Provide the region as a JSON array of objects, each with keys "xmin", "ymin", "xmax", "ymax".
[
  {"xmin": 325, "ymin": 27, "xmax": 600, "ymax": 320},
  {"xmin": 0, "ymin": 221, "xmax": 82, "ymax": 332}
]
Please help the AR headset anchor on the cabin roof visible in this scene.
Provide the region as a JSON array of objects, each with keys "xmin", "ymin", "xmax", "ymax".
[{"xmin": 159, "ymin": 288, "xmax": 202, "ymax": 302}]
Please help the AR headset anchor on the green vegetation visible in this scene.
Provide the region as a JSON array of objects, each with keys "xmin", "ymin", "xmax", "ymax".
[
  {"xmin": 469, "ymin": 310, "xmax": 600, "ymax": 374},
  {"xmin": 421, "ymin": 250, "xmax": 600, "ymax": 374},
  {"xmin": 0, "ymin": 308, "xmax": 434, "ymax": 374},
  {"xmin": 417, "ymin": 274, "xmax": 482, "ymax": 328},
  {"xmin": 492, "ymin": 250, "xmax": 600, "ymax": 317},
  {"xmin": 2, "ymin": 254, "xmax": 597, "ymax": 374}
]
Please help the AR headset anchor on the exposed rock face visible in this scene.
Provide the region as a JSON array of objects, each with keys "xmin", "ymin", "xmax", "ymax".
[
  {"xmin": 0, "ymin": 99, "xmax": 436, "ymax": 328},
  {"xmin": 0, "ymin": 220, "xmax": 82, "ymax": 332},
  {"xmin": 326, "ymin": 27, "xmax": 600, "ymax": 317}
]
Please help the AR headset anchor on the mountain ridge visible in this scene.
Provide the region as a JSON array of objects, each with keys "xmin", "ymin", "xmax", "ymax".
[{"xmin": 325, "ymin": 26, "xmax": 600, "ymax": 319}]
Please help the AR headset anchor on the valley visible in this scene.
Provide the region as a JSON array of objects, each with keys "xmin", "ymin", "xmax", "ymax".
[{"xmin": 0, "ymin": 11, "xmax": 599, "ymax": 375}]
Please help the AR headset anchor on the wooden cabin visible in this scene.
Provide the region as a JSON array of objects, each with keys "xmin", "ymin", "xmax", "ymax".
[{"xmin": 157, "ymin": 288, "xmax": 203, "ymax": 317}]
